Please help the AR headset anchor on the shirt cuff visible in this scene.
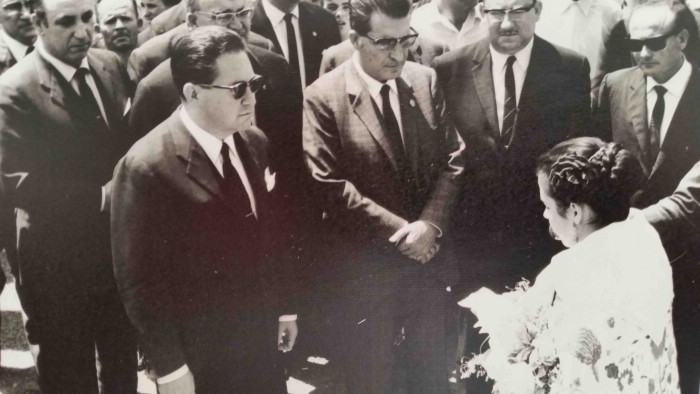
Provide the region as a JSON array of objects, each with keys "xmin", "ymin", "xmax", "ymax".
[
  {"xmin": 422, "ymin": 220, "xmax": 443, "ymax": 238},
  {"xmin": 279, "ymin": 314, "xmax": 297, "ymax": 322},
  {"xmin": 100, "ymin": 186, "xmax": 106, "ymax": 212},
  {"xmin": 156, "ymin": 364, "xmax": 190, "ymax": 384}
]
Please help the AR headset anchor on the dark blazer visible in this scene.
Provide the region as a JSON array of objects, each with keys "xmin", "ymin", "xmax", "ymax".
[
  {"xmin": 318, "ymin": 37, "xmax": 448, "ymax": 77},
  {"xmin": 303, "ymin": 59, "xmax": 465, "ymax": 287},
  {"xmin": 433, "ymin": 36, "xmax": 590, "ymax": 285},
  {"xmin": 112, "ymin": 112, "xmax": 293, "ymax": 379},
  {"xmin": 251, "ymin": 0, "xmax": 340, "ymax": 86},
  {"xmin": 0, "ymin": 48, "xmax": 134, "ymax": 316},
  {"xmin": 0, "ymin": 34, "xmax": 19, "ymax": 255},
  {"xmin": 128, "ymin": 23, "xmax": 275, "ymax": 84},
  {"xmin": 596, "ymin": 66, "xmax": 700, "ymax": 209}
]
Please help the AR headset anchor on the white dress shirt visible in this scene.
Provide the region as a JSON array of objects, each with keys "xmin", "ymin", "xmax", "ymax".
[
  {"xmin": 646, "ymin": 59, "xmax": 692, "ymax": 146},
  {"xmin": 0, "ymin": 28, "xmax": 31, "ymax": 62},
  {"xmin": 491, "ymin": 38, "xmax": 533, "ymax": 132},
  {"xmin": 157, "ymin": 108, "xmax": 296, "ymax": 385},
  {"xmin": 536, "ymin": 0, "xmax": 621, "ymax": 86},
  {"xmin": 180, "ymin": 107, "xmax": 258, "ymax": 217},
  {"xmin": 262, "ymin": 0, "xmax": 306, "ymax": 89},
  {"xmin": 352, "ymin": 53, "xmax": 404, "ymax": 145},
  {"xmin": 411, "ymin": 1, "xmax": 488, "ymax": 50}
]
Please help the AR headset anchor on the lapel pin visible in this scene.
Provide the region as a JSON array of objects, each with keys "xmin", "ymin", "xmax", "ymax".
[
  {"xmin": 409, "ymin": 99, "xmax": 416, "ymax": 107},
  {"xmin": 312, "ymin": 31, "xmax": 317, "ymax": 37}
]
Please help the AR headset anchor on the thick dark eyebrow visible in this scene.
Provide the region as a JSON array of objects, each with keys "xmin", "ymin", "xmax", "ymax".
[
  {"xmin": 81, "ymin": 10, "xmax": 93, "ymax": 23},
  {"xmin": 54, "ymin": 14, "xmax": 77, "ymax": 27}
]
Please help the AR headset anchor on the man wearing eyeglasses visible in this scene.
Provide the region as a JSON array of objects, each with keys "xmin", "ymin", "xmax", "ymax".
[
  {"xmin": 595, "ymin": 3, "xmax": 700, "ymax": 392},
  {"xmin": 303, "ymin": 0, "xmax": 465, "ymax": 391},
  {"xmin": 0, "ymin": 0, "xmax": 139, "ymax": 391},
  {"xmin": 113, "ymin": 26, "xmax": 297, "ymax": 394},
  {"xmin": 432, "ymin": 0, "xmax": 590, "ymax": 388}
]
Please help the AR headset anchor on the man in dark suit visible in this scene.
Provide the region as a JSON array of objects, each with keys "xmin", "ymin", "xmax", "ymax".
[
  {"xmin": 432, "ymin": 0, "xmax": 590, "ymax": 388},
  {"xmin": 595, "ymin": 3, "xmax": 700, "ymax": 391},
  {"xmin": 112, "ymin": 26, "xmax": 297, "ymax": 394},
  {"xmin": 303, "ymin": 0, "xmax": 465, "ymax": 391},
  {"xmin": 318, "ymin": 35, "xmax": 447, "ymax": 76},
  {"xmin": 0, "ymin": 0, "xmax": 137, "ymax": 391},
  {"xmin": 252, "ymin": 0, "xmax": 340, "ymax": 91},
  {"xmin": 0, "ymin": 0, "xmax": 36, "ymax": 312}
]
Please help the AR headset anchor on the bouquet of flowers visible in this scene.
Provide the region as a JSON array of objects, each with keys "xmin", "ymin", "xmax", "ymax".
[{"xmin": 458, "ymin": 280, "xmax": 566, "ymax": 394}]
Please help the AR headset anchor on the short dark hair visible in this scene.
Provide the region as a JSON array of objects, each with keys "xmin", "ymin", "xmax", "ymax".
[
  {"xmin": 349, "ymin": 0, "xmax": 411, "ymax": 36},
  {"xmin": 171, "ymin": 26, "xmax": 246, "ymax": 99},
  {"xmin": 94, "ymin": 0, "xmax": 140, "ymax": 22},
  {"xmin": 163, "ymin": 0, "xmax": 181, "ymax": 7},
  {"xmin": 536, "ymin": 137, "xmax": 643, "ymax": 227}
]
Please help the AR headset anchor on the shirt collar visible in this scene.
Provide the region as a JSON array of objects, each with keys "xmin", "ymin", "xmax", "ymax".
[
  {"xmin": 646, "ymin": 59, "xmax": 693, "ymax": 98},
  {"xmin": 490, "ymin": 36, "xmax": 534, "ymax": 73},
  {"xmin": 180, "ymin": 106, "xmax": 235, "ymax": 167},
  {"xmin": 261, "ymin": 0, "xmax": 299, "ymax": 27},
  {"xmin": 352, "ymin": 51, "xmax": 398, "ymax": 101},
  {"xmin": 36, "ymin": 38, "xmax": 90, "ymax": 83},
  {"xmin": 0, "ymin": 28, "xmax": 30, "ymax": 61}
]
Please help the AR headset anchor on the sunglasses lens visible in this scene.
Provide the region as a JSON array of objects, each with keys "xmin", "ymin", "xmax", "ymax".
[
  {"xmin": 232, "ymin": 82, "xmax": 247, "ymax": 99},
  {"xmin": 249, "ymin": 77, "xmax": 265, "ymax": 94},
  {"xmin": 628, "ymin": 39, "xmax": 643, "ymax": 52},
  {"xmin": 647, "ymin": 36, "xmax": 668, "ymax": 51}
]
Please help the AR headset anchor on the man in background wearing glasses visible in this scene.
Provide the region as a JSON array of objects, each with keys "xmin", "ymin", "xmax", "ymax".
[
  {"xmin": 433, "ymin": 0, "xmax": 590, "ymax": 390},
  {"xmin": 302, "ymin": 0, "xmax": 465, "ymax": 391},
  {"xmin": 595, "ymin": 2, "xmax": 700, "ymax": 392},
  {"xmin": 112, "ymin": 26, "xmax": 298, "ymax": 394}
]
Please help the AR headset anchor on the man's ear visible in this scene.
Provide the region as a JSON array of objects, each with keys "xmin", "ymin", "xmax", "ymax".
[
  {"xmin": 534, "ymin": 0, "xmax": 543, "ymax": 21},
  {"xmin": 678, "ymin": 29, "xmax": 689, "ymax": 51},
  {"xmin": 183, "ymin": 82, "xmax": 197, "ymax": 102},
  {"xmin": 186, "ymin": 12, "xmax": 197, "ymax": 27}
]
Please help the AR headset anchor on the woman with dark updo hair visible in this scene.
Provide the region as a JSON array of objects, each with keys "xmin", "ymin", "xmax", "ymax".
[{"xmin": 460, "ymin": 137, "xmax": 679, "ymax": 392}]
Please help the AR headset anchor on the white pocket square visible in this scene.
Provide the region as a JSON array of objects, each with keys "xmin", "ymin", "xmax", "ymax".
[{"xmin": 264, "ymin": 167, "xmax": 276, "ymax": 192}]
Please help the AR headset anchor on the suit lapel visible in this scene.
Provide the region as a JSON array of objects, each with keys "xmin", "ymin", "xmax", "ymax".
[
  {"xmin": 396, "ymin": 77, "xmax": 419, "ymax": 176},
  {"xmin": 87, "ymin": 52, "xmax": 118, "ymax": 127},
  {"xmin": 649, "ymin": 68, "xmax": 700, "ymax": 179},
  {"xmin": 472, "ymin": 41, "xmax": 499, "ymax": 140},
  {"xmin": 252, "ymin": 0, "xmax": 282, "ymax": 54},
  {"xmin": 627, "ymin": 69, "xmax": 652, "ymax": 172},
  {"xmin": 36, "ymin": 52, "xmax": 70, "ymax": 111},
  {"xmin": 346, "ymin": 62, "xmax": 399, "ymax": 171}
]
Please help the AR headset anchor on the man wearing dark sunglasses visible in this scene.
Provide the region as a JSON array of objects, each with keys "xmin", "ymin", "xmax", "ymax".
[
  {"xmin": 112, "ymin": 26, "xmax": 297, "ymax": 394},
  {"xmin": 595, "ymin": 3, "xmax": 700, "ymax": 393},
  {"xmin": 303, "ymin": 0, "xmax": 466, "ymax": 391}
]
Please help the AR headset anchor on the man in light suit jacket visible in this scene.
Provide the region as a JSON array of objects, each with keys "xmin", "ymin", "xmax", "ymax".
[
  {"xmin": 251, "ymin": 0, "xmax": 340, "ymax": 90},
  {"xmin": 0, "ymin": 0, "xmax": 138, "ymax": 391},
  {"xmin": 113, "ymin": 27, "xmax": 297, "ymax": 394},
  {"xmin": 318, "ymin": 35, "xmax": 448, "ymax": 76},
  {"xmin": 595, "ymin": 3, "xmax": 700, "ymax": 392},
  {"xmin": 303, "ymin": 0, "xmax": 465, "ymax": 391},
  {"xmin": 432, "ymin": 1, "xmax": 590, "ymax": 389}
]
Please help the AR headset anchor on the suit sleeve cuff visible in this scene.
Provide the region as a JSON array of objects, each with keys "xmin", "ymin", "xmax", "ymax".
[
  {"xmin": 279, "ymin": 314, "xmax": 297, "ymax": 322},
  {"xmin": 422, "ymin": 220, "xmax": 443, "ymax": 238},
  {"xmin": 156, "ymin": 364, "xmax": 190, "ymax": 384}
]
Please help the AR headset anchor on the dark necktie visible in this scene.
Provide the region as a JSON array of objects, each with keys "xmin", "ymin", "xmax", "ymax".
[
  {"xmin": 75, "ymin": 67, "xmax": 105, "ymax": 126},
  {"xmin": 649, "ymin": 85, "xmax": 667, "ymax": 161},
  {"xmin": 284, "ymin": 13, "xmax": 302, "ymax": 93},
  {"xmin": 221, "ymin": 141, "xmax": 253, "ymax": 215},
  {"xmin": 501, "ymin": 55, "xmax": 517, "ymax": 148},
  {"xmin": 380, "ymin": 84, "xmax": 404, "ymax": 157},
  {"xmin": 233, "ymin": 132, "xmax": 265, "ymax": 214},
  {"xmin": 25, "ymin": 45, "xmax": 34, "ymax": 56}
]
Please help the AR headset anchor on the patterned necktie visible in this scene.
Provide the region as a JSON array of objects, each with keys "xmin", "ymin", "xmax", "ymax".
[
  {"xmin": 284, "ymin": 13, "xmax": 302, "ymax": 93},
  {"xmin": 501, "ymin": 55, "xmax": 517, "ymax": 148},
  {"xmin": 75, "ymin": 67, "xmax": 105, "ymax": 126},
  {"xmin": 220, "ymin": 141, "xmax": 253, "ymax": 215},
  {"xmin": 649, "ymin": 85, "xmax": 667, "ymax": 161}
]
